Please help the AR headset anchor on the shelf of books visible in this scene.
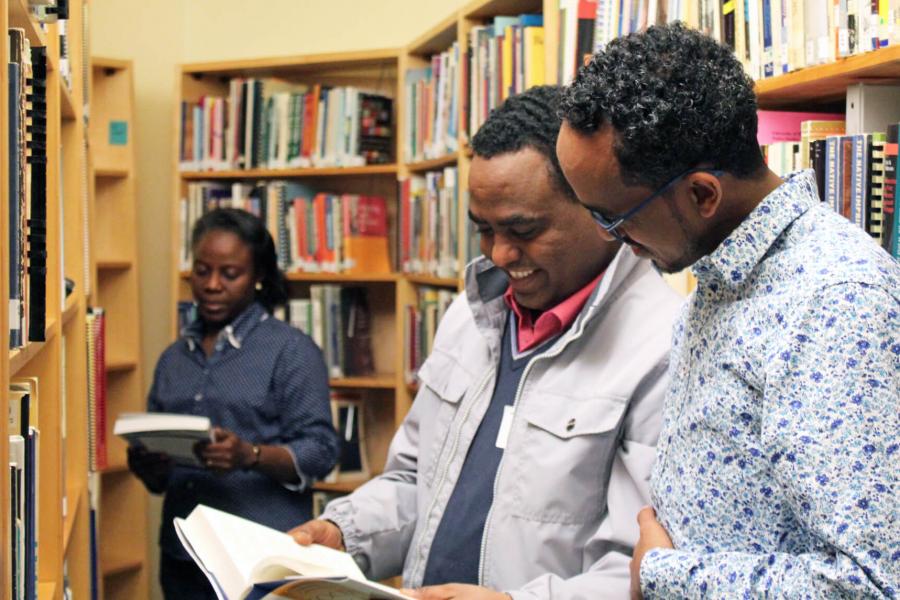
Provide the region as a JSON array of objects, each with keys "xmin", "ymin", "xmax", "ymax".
[
  {"xmin": 2, "ymin": 0, "xmax": 100, "ymax": 598},
  {"xmin": 88, "ymin": 56, "xmax": 149, "ymax": 599}
]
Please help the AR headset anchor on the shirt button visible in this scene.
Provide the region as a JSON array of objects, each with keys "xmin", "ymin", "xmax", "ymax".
[
  {"xmin": 566, "ymin": 418, "xmax": 576, "ymax": 431},
  {"xmin": 194, "ymin": 393, "xmax": 203, "ymax": 402}
]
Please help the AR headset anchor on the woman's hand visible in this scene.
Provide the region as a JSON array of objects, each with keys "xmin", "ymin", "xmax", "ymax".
[
  {"xmin": 200, "ymin": 427, "xmax": 255, "ymax": 472},
  {"xmin": 127, "ymin": 446, "xmax": 173, "ymax": 493}
]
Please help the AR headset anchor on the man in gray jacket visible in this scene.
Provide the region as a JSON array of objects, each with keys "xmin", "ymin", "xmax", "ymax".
[{"xmin": 291, "ymin": 86, "xmax": 683, "ymax": 599}]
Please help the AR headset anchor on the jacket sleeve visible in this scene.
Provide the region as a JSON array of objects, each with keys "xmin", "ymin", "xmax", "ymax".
[
  {"xmin": 510, "ymin": 359, "xmax": 669, "ymax": 600},
  {"xmin": 319, "ymin": 386, "xmax": 427, "ymax": 580}
]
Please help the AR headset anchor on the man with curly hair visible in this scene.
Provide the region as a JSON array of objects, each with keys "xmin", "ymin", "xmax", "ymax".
[
  {"xmin": 289, "ymin": 85, "xmax": 683, "ymax": 599},
  {"xmin": 557, "ymin": 22, "xmax": 899, "ymax": 600}
]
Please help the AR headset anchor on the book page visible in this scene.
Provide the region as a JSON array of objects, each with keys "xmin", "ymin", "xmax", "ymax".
[
  {"xmin": 195, "ymin": 506, "xmax": 364, "ymax": 584},
  {"xmin": 248, "ymin": 577, "xmax": 412, "ymax": 600}
]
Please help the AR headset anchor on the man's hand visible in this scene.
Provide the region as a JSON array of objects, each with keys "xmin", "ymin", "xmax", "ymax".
[
  {"xmin": 288, "ymin": 519, "xmax": 345, "ymax": 551},
  {"xmin": 630, "ymin": 506, "xmax": 674, "ymax": 600},
  {"xmin": 401, "ymin": 584, "xmax": 511, "ymax": 600},
  {"xmin": 200, "ymin": 427, "xmax": 254, "ymax": 472}
]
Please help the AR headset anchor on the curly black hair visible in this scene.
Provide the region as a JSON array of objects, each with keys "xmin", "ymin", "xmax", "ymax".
[
  {"xmin": 471, "ymin": 85, "xmax": 577, "ymax": 201},
  {"xmin": 192, "ymin": 207, "xmax": 288, "ymax": 312},
  {"xmin": 560, "ymin": 22, "xmax": 765, "ymax": 188}
]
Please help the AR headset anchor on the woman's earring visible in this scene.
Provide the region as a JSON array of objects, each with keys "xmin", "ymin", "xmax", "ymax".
[{"xmin": 255, "ymin": 282, "xmax": 263, "ymax": 291}]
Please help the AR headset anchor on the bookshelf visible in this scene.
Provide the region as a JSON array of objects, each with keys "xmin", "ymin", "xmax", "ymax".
[
  {"xmin": 88, "ymin": 56, "xmax": 149, "ymax": 599},
  {"xmin": 166, "ymin": 0, "xmax": 900, "ymax": 578},
  {"xmin": 1, "ymin": 0, "xmax": 96, "ymax": 597}
]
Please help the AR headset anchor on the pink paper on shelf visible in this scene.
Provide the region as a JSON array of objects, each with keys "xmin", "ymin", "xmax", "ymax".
[{"xmin": 757, "ymin": 110, "xmax": 844, "ymax": 144}]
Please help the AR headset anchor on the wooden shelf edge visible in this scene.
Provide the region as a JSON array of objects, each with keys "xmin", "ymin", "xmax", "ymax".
[
  {"xmin": 10, "ymin": 341, "xmax": 46, "ymax": 375},
  {"xmin": 106, "ymin": 359, "xmax": 138, "ymax": 373},
  {"xmin": 96, "ymin": 259, "xmax": 134, "ymax": 271},
  {"xmin": 101, "ymin": 557, "xmax": 144, "ymax": 578},
  {"xmin": 92, "ymin": 56, "xmax": 131, "ymax": 71},
  {"xmin": 63, "ymin": 483, "xmax": 85, "ymax": 553},
  {"xmin": 181, "ymin": 48, "xmax": 402, "ymax": 75},
  {"xmin": 100, "ymin": 463, "xmax": 130, "ymax": 475},
  {"xmin": 330, "ymin": 375, "xmax": 396, "ymax": 389},
  {"xmin": 755, "ymin": 45, "xmax": 900, "ymax": 103},
  {"xmin": 408, "ymin": 12, "xmax": 459, "ymax": 56},
  {"xmin": 180, "ymin": 164, "xmax": 398, "ymax": 179},
  {"xmin": 404, "ymin": 273, "xmax": 461, "ymax": 288},
  {"xmin": 9, "ymin": 0, "xmax": 47, "ymax": 47},
  {"xmin": 94, "ymin": 166, "xmax": 130, "ymax": 178},
  {"xmin": 405, "ymin": 154, "xmax": 458, "ymax": 172}
]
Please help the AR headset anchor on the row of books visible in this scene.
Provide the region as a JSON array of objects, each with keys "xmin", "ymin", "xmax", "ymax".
[
  {"xmin": 8, "ymin": 29, "xmax": 48, "ymax": 349},
  {"xmin": 178, "ymin": 181, "xmax": 391, "ymax": 275},
  {"xmin": 399, "ymin": 167, "xmax": 462, "ymax": 278},
  {"xmin": 761, "ymin": 120, "xmax": 900, "ymax": 258},
  {"xmin": 283, "ymin": 288, "xmax": 376, "ymax": 380},
  {"xmin": 465, "ymin": 14, "xmax": 546, "ymax": 139},
  {"xmin": 8, "ymin": 377, "xmax": 41, "ymax": 600},
  {"xmin": 403, "ymin": 287, "xmax": 457, "ymax": 384},
  {"xmin": 178, "ymin": 81, "xmax": 393, "ymax": 172},
  {"xmin": 405, "ymin": 42, "xmax": 461, "ymax": 162},
  {"xmin": 558, "ymin": 0, "xmax": 900, "ymax": 85}
]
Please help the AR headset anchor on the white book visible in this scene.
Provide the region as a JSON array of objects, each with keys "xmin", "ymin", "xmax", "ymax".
[
  {"xmin": 174, "ymin": 504, "xmax": 411, "ymax": 600},
  {"xmin": 113, "ymin": 412, "xmax": 212, "ymax": 467}
]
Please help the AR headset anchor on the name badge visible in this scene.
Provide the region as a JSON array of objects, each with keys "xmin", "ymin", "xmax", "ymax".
[{"xmin": 496, "ymin": 406, "xmax": 514, "ymax": 450}]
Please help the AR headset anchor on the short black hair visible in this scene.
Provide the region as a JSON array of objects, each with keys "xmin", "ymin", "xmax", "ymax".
[
  {"xmin": 560, "ymin": 22, "xmax": 765, "ymax": 188},
  {"xmin": 191, "ymin": 208, "xmax": 288, "ymax": 312},
  {"xmin": 471, "ymin": 85, "xmax": 576, "ymax": 201}
]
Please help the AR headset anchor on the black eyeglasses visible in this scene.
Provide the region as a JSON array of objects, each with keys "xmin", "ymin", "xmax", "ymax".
[{"xmin": 585, "ymin": 167, "xmax": 725, "ymax": 242}]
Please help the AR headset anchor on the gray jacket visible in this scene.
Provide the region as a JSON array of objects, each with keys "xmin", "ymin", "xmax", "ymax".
[{"xmin": 322, "ymin": 247, "xmax": 684, "ymax": 598}]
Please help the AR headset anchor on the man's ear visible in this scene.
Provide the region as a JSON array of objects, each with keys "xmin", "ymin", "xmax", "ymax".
[{"xmin": 687, "ymin": 172, "xmax": 724, "ymax": 219}]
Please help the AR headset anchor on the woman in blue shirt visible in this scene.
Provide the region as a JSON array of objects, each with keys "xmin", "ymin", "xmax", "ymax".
[{"xmin": 128, "ymin": 208, "xmax": 339, "ymax": 599}]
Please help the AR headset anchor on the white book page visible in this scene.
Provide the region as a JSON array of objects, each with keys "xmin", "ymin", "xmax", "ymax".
[{"xmin": 197, "ymin": 506, "xmax": 364, "ymax": 585}]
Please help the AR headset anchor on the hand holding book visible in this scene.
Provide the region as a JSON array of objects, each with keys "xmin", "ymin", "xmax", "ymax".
[{"xmin": 288, "ymin": 519, "xmax": 345, "ymax": 552}]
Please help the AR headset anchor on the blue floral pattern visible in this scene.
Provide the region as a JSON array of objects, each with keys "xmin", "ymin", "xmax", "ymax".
[{"xmin": 643, "ymin": 170, "xmax": 900, "ymax": 598}]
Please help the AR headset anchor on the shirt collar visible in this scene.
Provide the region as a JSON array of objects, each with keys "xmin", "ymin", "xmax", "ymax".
[
  {"xmin": 502, "ymin": 272, "xmax": 603, "ymax": 351},
  {"xmin": 181, "ymin": 302, "xmax": 268, "ymax": 353},
  {"xmin": 692, "ymin": 169, "xmax": 818, "ymax": 289}
]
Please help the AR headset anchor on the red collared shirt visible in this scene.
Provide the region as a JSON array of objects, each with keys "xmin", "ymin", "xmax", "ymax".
[{"xmin": 503, "ymin": 273, "xmax": 603, "ymax": 352}]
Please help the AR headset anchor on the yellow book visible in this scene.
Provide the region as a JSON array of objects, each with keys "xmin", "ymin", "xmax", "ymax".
[
  {"xmin": 502, "ymin": 25, "xmax": 514, "ymax": 101},
  {"xmin": 524, "ymin": 27, "xmax": 546, "ymax": 89}
]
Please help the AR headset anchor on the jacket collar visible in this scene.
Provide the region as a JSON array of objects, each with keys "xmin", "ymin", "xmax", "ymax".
[
  {"xmin": 464, "ymin": 244, "xmax": 647, "ymax": 341},
  {"xmin": 692, "ymin": 169, "xmax": 817, "ymax": 290}
]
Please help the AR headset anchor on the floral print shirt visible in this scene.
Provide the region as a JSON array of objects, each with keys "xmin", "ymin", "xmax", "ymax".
[{"xmin": 643, "ymin": 170, "xmax": 899, "ymax": 598}]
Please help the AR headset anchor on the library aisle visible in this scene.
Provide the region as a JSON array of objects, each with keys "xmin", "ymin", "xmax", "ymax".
[{"xmin": 2, "ymin": 0, "xmax": 898, "ymax": 598}]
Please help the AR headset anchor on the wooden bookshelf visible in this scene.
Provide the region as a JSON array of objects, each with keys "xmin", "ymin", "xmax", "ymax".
[
  {"xmin": 89, "ymin": 57, "xmax": 149, "ymax": 599},
  {"xmin": 0, "ymin": 0, "xmax": 97, "ymax": 597},
  {"xmin": 755, "ymin": 45, "xmax": 900, "ymax": 108}
]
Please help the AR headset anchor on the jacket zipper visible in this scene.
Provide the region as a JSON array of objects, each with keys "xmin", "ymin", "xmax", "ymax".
[
  {"xmin": 410, "ymin": 366, "xmax": 496, "ymax": 582},
  {"xmin": 477, "ymin": 317, "xmax": 592, "ymax": 586}
]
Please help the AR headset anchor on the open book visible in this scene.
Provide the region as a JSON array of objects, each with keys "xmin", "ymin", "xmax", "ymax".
[
  {"xmin": 174, "ymin": 504, "xmax": 412, "ymax": 600},
  {"xmin": 113, "ymin": 412, "xmax": 212, "ymax": 467}
]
